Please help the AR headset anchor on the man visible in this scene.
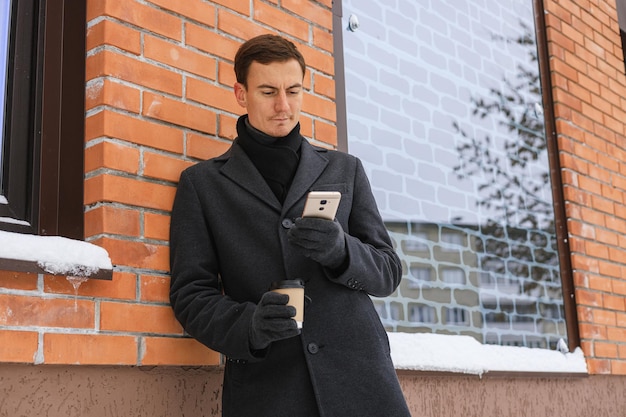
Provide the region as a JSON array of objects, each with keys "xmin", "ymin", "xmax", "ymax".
[{"xmin": 169, "ymin": 34, "xmax": 411, "ymax": 417}]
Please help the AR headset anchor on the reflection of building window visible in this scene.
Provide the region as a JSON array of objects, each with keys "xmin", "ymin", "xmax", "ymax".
[
  {"xmin": 408, "ymin": 265, "xmax": 432, "ymax": 289},
  {"xmin": 441, "ymin": 230, "xmax": 464, "ymax": 247},
  {"xmin": 444, "ymin": 307, "xmax": 469, "ymax": 325},
  {"xmin": 409, "ymin": 304, "xmax": 436, "ymax": 323},
  {"xmin": 0, "ymin": 0, "xmax": 85, "ymax": 238},
  {"xmin": 410, "ymin": 265, "xmax": 432, "ymax": 281},
  {"xmin": 441, "ymin": 267, "xmax": 465, "ymax": 284},
  {"xmin": 404, "ymin": 232, "xmax": 429, "ymax": 252}
]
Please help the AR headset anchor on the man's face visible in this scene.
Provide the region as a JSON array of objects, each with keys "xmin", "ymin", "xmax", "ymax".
[{"xmin": 234, "ymin": 59, "xmax": 304, "ymax": 138}]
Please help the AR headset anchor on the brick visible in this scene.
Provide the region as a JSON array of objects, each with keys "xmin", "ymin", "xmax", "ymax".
[
  {"xmin": 210, "ymin": 0, "xmax": 250, "ymax": 15},
  {"xmin": 87, "ymin": 0, "xmax": 182, "ymax": 41},
  {"xmin": 147, "ymin": 0, "xmax": 216, "ymax": 27},
  {"xmin": 0, "ymin": 294, "xmax": 95, "ymax": 329},
  {"xmin": 217, "ymin": 8, "xmax": 267, "ymax": 42},
  {"xmin": 94, "ymin": 237, "xmax": 170, "ymax": 272},
  {"xmin": 86, "ymin": 50, "xmax": 183, "ymax": 96},
  {"xmin": 186, "ymin": 77, "xmax": 241, "ymax": 115},
  {"xmin": 86, "ymin": 19, "xmax": 141, "ymax": 55},
  {"xmin": 217, "ymin": 114, "xmax": 239, "ymax": 141},
  {"xmin": 44, "ymin": 272, "xmax": 137, "ymax": 301},
  {"xmin": 140, "ymin": 274, "xmax": 171, "ymax": 303},
  {"xmin": 297, "ymin": 42, "xmax": 335, "ymax": 76},
  {"xmin": 144, "ymin": 212, "xmax": 171, "ymax": 241},
  {"xmin": 0, "ymin": 270, "xmax": 38, "ymax": 291},
  {"xmin": 100, "ymin": 302, "xmax": 183, "ymax": 335},
  {"xmin": 253, "ymin": 0, "xmax": 309, "ymax": 41},
  {"xmin": 313, "ymin": 73, "xmax": 336, "ymax": 100},
  {"xmin": 144, "ymin": 35, "xmax": 217, "ymax": 79},
  {"xmin": 44, "ymin": 333, "xmax": 137, "ymax": 365},
  {"xmin": 603, "ymin": 293, "xmax": 626, "ymax": 311},
  {"xmin": 578, "ymin": 322, "xmax": 607, "ymax": 339},
  {"xmin": 584, "ymin": 240, "xmax": 609, "ymax": 259},
  {"xmin": 188, "ymin": 132, "xmax": 233, "ymax": 160},
  {"xmin": 218, "ymin": 60, "xmax": 236, "ymax": 86},
  {"xmin": 312, "ymin": 26, "xmax": 333, "ymax": 53},
  {"xmin": 283, "ymin": 0, "xmax": 332, "ymax": 30},
  {"xmin": 576, "ymin": 289, "xmax": 602, "ymax": 307},
  {"xmin": 607, "ymin": 326, "xmax": 626, "ymax": 343},
  {"xmin": 143, "ymin": 92, "xmax": 217, "ymax": 135},
  {"xmin": 585, "ymin": 358, "xmax": 611, "ymax": 374},
  {"xmin": 142, "ymin": 336, "xmax": 220, "ymax": 366},
  {"xmin": 143, "ymin": 151, "xmax": 194, "ymax": 183},
  {"xmin": 86, "ymin": 110, "xmax": 184, "ymax": 154},
  {"xmin": 611, "ymin": 360, "xmax": 626, "ymax": 375},
  {"xmin": 84, "ymin": 174, "xmax": 176, "ymax": 211},
  {"xmin": 85, "ymin": 78, "xmax": 141, "ymax": 114},
  {"xmin": 84, "ymin": 205, "xmax": 141, "ymax": 237},
  {"xmin": 592, "ymin": 308, "xmax": 617, "ymax": 326},
  {"xmin": 594, "ymin": 341, "xmax": 618, "ymax": 358},
  {"xmin": 186, "ymin": 22, "xmax": 239, "ymax": 60},
  {"xmin": 0, "ymin": 330, "xmax": 38, "ymax": 363},
  {"xmin": 303, "ymin": 93, "xmax": 336, "ymax": 122},
  {"xmin": 84, "ymin": 140, "xmax": 140, "ymax": 175},
  {"xmin": 313, "ymin": 119, "xmax": 337, "ymax": 146}
]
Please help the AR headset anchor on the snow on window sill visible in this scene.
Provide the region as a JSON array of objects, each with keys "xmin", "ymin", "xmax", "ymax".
[
  {"xmin": 388, "ymin": 332, "xmax": 588, "ymax": 377},
  {"xmin": 0, "ymin": 230, "xmax": 113, "ymax": 280}
]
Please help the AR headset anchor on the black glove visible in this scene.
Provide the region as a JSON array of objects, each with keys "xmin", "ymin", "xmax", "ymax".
[
  {"xmin": 288, "ymin": 217, "xmax": 347, "ymax": 270},
  {"xmin": 249, "ymin": 291, "xmax": 299, "ymax": 350}
]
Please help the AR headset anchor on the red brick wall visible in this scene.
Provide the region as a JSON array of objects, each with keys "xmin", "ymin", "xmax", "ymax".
[
  {"xmin": 0, "ymin": 0, "xmax": 334, "ymax": 366},
  {"xmin": 544, "ymin": 0, "xmax": 626, "ymax": 374}
]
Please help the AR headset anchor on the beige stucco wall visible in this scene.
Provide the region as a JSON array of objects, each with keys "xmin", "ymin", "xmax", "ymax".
[{"xmin": 1, "ymin": 365, "xmax": 625, "ymax": 416}]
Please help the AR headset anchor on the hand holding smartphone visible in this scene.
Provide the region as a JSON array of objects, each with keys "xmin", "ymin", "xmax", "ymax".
[{"xmin": 301, "ymin": 191, "xmax": 341, "ymax": 220}]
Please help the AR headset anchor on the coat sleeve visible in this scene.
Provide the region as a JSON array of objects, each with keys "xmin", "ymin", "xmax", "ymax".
[
  {"xmin": 329, "ymin": 158, "xmax": 403, "ymax": 297},
  {"xmin": 169, "ymin": 169, "xmax": 259, "ymax": 361}
]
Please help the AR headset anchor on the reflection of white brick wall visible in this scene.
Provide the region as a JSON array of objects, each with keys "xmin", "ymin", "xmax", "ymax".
[
  {"xmin": 341, "ymin": 0, "xmax": 550, "ymax": 225},
  {"xmin": 340, "ymin": 0, "xmax": 566, "ymax": 348}
]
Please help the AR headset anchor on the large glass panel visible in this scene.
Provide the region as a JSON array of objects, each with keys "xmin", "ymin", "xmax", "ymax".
[
  {"xmin": 0, "ymin": 0, "xmax": 10, "ymax": 191},
  {"xmin": 341, "ymin": 0, "xmax": 566, "ymax": 349}
]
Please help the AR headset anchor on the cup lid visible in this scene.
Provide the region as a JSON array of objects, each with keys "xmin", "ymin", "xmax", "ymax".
[{"xmin": 269, "ymin": 279, "xmax": 305, "ymax": 290}]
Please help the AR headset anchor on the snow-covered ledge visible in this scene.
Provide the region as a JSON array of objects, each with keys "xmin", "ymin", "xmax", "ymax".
[
  {"xmin": 0, "ymin": 230, "xmax": 113, "ymax": 280},
  {"xmin": 388, "ymin": 332, "xmax": 588, "ymax": 376}
]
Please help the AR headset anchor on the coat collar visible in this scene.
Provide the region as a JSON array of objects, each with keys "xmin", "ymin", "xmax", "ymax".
[{"xmin": 218, "ymin": 139, "xmax": 329, "ymax": 214}]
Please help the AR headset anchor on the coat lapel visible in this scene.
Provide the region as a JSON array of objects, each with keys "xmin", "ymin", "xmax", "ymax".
[
  {"xmin": 282, "ymin": 141, "xmax": 329, "ymax": 215},
  {"xmin": 219, "ymin": 139, "xmax": 329, "ymax": 215},
  {"xmin": 219, "ymin": 142, "xmax": 282, "ymax": 212}
]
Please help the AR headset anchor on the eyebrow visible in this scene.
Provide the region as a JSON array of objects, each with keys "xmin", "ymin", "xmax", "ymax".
[{"xmin": 256, "ymin": 83, "xmax": 302, "ymax": 90}]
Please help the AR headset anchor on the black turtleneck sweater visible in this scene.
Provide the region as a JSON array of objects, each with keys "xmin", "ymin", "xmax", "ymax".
[{"xmin": 236, "ymin": 115, "xmax": 303, "ymax": 203}]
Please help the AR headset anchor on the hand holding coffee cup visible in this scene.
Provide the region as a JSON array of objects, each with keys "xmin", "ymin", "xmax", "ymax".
[{"xmin": 270, "ymin": 280, "xmax": 305, "ymax": 329}]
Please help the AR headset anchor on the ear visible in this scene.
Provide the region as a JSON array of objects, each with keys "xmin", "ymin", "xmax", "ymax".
[{"xmin": 234, "ymin": 82, "xmax": 247, "ymax": 108}]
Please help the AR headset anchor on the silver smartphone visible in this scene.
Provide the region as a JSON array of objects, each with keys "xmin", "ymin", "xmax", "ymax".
[{"xmin": 302, "ymin": 191, "xmax": 341, "ymax": 220}]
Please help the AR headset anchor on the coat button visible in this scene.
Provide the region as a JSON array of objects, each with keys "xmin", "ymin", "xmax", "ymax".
[
  {"xmin": 281, "ymin": 218, "xmax": 294, "ymax": 229},
  {"xmin": 307, "ymin": 343, "xmax": 319, "ymax": 354}
]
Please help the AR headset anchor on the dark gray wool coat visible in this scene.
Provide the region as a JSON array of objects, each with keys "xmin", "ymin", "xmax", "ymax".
[{"xmin": 169, "ymin": 134, "xmax": 411, "ymax": 417}]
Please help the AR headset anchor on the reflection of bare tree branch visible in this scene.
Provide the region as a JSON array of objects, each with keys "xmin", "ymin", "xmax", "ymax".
[{"xmin": 453, "ymin": 21, "xmax": 554, "ymax": 231}]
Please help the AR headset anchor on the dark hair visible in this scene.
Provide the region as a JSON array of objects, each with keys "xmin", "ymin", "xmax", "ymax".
[{"xmin": 234, "ymin": 34, "xmax": 306, "ymax": 87}]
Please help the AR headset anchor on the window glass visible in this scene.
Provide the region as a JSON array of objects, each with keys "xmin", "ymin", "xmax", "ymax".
[
  {"xmin": 341, "ymin": 0, "xmax": 567, "ymax": 349},
  {"xmin": 0, "ymin": 0, "xmax": 10, "ymax": 190}
]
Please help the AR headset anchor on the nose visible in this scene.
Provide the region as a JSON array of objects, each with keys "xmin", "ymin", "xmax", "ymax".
[{"xmin": 274, "ymin": 91, "xmax": 289, "ymax": 112}]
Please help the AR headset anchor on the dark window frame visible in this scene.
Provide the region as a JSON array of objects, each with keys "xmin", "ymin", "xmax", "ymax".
[{"xmin": 1, "ymin": 0, "xmax": 85, "ymax": 239}]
